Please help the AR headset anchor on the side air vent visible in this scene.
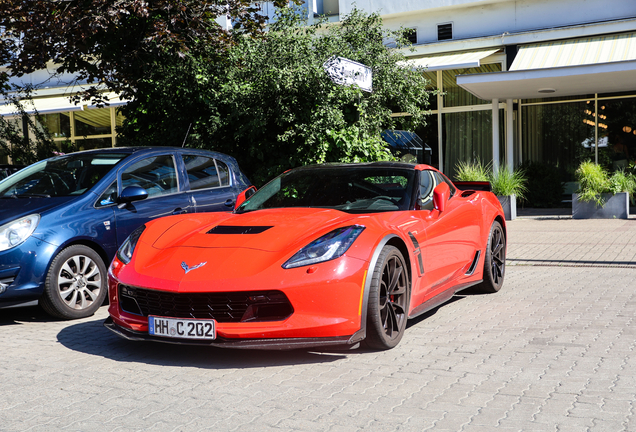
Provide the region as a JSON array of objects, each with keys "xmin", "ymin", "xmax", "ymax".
[
  {"xmin": 438, "ymin": 23, "xmax": 453, "ymax": 41},
  {"xmin": 461, "ymin": 190, "xmax": 476, "ymax": 198},
  {"xmin": 466, "ymin": 250, "xmax": 481, "ymax": 276},
  {"xmin": 207, "ymin": 225, "xmax": 273, "ymax": 234}
]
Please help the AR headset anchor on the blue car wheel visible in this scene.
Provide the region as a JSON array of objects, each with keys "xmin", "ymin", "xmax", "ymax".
[{"xmin": 40, "ymin": 245, "xmax": 108, "ymax": 319}]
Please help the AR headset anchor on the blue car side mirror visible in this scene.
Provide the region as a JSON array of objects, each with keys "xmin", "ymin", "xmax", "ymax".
[{"xmin": 118, "ymin": 186, "xmax": 148, "ymax": 204}]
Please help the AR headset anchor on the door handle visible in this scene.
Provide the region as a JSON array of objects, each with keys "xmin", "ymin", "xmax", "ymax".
[
  {"xmin": 172, "ymin": 208, "xmax": 187, "ymax": 215},
  {"xmin": 224, "ymin": 199, "xmax": 235, "ymax": 207}
]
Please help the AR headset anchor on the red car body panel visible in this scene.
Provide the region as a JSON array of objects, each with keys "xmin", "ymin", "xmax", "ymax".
[{"xmin": 106, "ymin": 163, "xmax": 506, "ymax": 349}]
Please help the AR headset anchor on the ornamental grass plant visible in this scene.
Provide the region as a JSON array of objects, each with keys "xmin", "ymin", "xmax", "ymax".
[
  {"xmin": 575, "ymin": 160, "xmax": 636, "ymax": 206},
  {"xmin": 455, "ymin": 160, "xmax": 528, "ymax": 200}
]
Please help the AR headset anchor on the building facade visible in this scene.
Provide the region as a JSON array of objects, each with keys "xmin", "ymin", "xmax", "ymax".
[
  {"xmin": 314, "ymin": 0, "xmax": 636, "ymax": 190},
  {"xmin": 3, "ymin": 0, "xmax": 636, "ymax": 194}
]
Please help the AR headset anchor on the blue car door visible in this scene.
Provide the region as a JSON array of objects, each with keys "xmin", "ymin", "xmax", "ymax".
[
  {"xmin": 180, "ymin": 153, "xmax": 236, "ymax": 213},
  {"xmin": 112, "ymin": 152, "xmax": 194, "ymax": 246}
]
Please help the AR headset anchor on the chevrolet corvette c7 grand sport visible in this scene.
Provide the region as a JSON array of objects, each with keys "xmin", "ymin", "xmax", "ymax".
[{"xmin": 105, "ymin": 162, "xmax": 506, "ymax": 350}]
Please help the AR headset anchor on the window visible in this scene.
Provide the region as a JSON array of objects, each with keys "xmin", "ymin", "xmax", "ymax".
[
  {"xmin": 183, "ymin": 155, "xmax": 221, "ymax": 190},
  {"xmin": 405, "ymin": 28, "xmax": 417, "ymax": 44},
  {"xmin": 437, "ymin": 23, "xmax": 453, "ymax": 41},
  {"xmin": 183, "ymin": 155, "xmax": 231, "ymax": 190},
  {"xmin": 121, "ymin": 155, "xmax": 179, "ymax": 198},
  {"xmin": 419, "ymin": 170, "xmax": 435, "ymax": 210}
]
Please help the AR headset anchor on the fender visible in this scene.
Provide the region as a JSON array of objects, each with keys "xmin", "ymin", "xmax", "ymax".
[{"xmin": 348, "ymin": 233, "xmax": 408, "ymax": 345}]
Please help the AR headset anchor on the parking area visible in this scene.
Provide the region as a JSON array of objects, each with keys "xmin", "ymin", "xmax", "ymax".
[{"xmin": 1, "ymin": 218, "xmax": 635, "ymax": 432}]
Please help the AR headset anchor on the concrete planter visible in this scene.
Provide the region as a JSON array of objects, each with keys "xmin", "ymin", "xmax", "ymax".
[
  {"xmin": 572, "ymin": 192, "xmax": 629, "ymax": 219},
  {"xmin": 497, "ymin": 195, "xmax": 516, "ymax": 221}
]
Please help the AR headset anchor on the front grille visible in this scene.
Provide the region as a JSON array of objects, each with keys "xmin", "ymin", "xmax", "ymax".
[{"xmin": 119, "ymin": 285, "xmax": 293, "ymax": 322}]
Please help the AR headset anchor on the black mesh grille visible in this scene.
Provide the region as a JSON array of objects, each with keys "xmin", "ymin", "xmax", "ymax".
[{"xmin": 119, "ymin": 285, "xmax": 292, "ymax": 322}]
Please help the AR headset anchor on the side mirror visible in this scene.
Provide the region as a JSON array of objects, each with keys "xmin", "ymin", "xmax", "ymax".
[
  {"xmin": 433, "ymin": 182, "xmax": 450, "ymax": 213},
  {"xmin": 234, "ymin": 186, "xmax": 257, "ymax": 210},
  {"xmin": 118, "ymin": 185, "xmax": 148, "ymax": 204}
]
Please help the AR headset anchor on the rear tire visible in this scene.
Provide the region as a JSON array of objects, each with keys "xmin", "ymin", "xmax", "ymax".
[
  {"xmin": 365, "ymin": 245, "xmax": 410, "ymax": 350},
  {"xmin": 40, "ymin": 245, "xmax": 108, "ymax": 320},
  {"xmin": 475, "ymin": 221, "xmax": 506, "ymax": 294}
]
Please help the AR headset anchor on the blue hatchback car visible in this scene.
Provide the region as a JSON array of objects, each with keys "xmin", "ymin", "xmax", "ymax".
[{"xmin": 0, "ymin": 147, "xmax": 251, "ymax": 319}]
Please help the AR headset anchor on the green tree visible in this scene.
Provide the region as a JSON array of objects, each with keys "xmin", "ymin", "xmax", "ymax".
[
  {"xmin": 119, "ymin": 7, "xmax": 431, "ymax": 183},
  {"xmin": 0, "ymin": 0, "xmax": 295, "ymax": 102}
]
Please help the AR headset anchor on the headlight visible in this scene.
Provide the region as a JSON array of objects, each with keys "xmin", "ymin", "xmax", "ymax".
[
  {"xmin": 283, "ymin": 225, "xmax": 365, "ymax": 269},
  {"xmin": 0, "ymin": 214, "xmax": 40, "ymax": 252},
  {"xmin": 116, "ymin": 225, "xmax": 146, "ymax": 264}
]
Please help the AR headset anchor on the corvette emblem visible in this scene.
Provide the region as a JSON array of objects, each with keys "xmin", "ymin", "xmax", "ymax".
[{"xmin": 181, "ymin": 261, "xmax": 207, "ymax": 274}]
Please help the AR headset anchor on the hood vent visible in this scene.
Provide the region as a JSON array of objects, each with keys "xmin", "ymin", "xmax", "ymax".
[{"xmin": 207, "ymin": 225, "xmax": 273, "ymax": 235}]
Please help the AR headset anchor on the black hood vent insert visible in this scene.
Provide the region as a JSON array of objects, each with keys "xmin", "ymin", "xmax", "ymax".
[{"xmin": 207, "ymin": 225, "xmax": 273, "ymax": 235}]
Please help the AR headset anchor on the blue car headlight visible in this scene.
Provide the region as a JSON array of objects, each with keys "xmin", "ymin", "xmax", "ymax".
[
  {"xmin": 0, "ymin": 214, "xmax": 40, "ymax": 252},
  {"xmin": 116, "ymin": 225, "xmax": 146, "ymax": 264},
  {"xmin": 282, "ymin": 225, "xmax": 365, "ymax": 269}
]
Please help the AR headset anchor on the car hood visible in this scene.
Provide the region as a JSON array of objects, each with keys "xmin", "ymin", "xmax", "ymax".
[
  {"xmin": 148, "ymin": 208, "xmax": 360, "ymax": 253},
  {"xmin": 126, "ymin": 208, "xmax": 369, "ymax": 290},
  {"xmin": 0, "ymin": 196, "xmax": 77, "ymax": 225}
]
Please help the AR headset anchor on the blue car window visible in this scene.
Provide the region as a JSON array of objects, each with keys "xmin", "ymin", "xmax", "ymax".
[
  {"xmin": 0, "ymin": 153, "xmax": 126, "ymax": 198},
  {"xmin": 183, "ymin": 155, "xmax": 220, "ymax": 190},
  {"xmin": 217, "ymin": 160, "xmax": 230, "ymax": 187},
  {"xmin": 96, "ymin": 180, "xmax": 118, "ymax": 207},
  {"xmin": 121, "ymin": 155, "xmax": 179, "ymax": 198}
]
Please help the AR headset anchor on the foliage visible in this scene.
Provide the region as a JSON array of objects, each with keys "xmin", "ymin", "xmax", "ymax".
[
  {"xmin": 575, "ymin": 160, "xmax": 636, "ymax": 205},
  {"xmin": 0, "ymin": 94, "xmax": 59, "ymax": 165},
  {"xmin": 490, "ymin": 165, "xmax": 528, "ymax": 200},
  {"xmin": 455, "ymin": 159, "xmax": 489, "ymax": 182},
  {"xmin": 517, "ymin": 161, "xmax": 564, "ymax": 208},
  {"xmin": 454, "ymin": 159, "xmax": 527, "ymax": 200},
  {"xmin": 0, "ymin": 0, "xmax": 298, "ymax": 103},
  {"xmin": 119, "ymin": 7, "xmax": 431, "ymax": 184}
]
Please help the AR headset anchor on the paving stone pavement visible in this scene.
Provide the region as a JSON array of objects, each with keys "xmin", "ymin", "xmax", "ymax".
[{"xmin": 1, "ymin": 218, "xmax": 636, "ymax": 432}]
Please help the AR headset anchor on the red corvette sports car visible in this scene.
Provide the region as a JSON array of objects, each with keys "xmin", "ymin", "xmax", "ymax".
[{"xmin": 105, "ymin": 162, "xmax": 506, "ymax": 350}]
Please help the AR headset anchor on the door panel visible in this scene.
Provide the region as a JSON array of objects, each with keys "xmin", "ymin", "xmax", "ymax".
[{"xmin": 113, "ymin": 154, "xmax": 193, "ymax": 246}]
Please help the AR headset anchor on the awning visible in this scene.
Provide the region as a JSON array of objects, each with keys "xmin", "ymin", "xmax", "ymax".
[
  {"xmin": 402, "ymin": 49, "xmax": 499, "ymax": 71},
  {"xmin": 510, "ymin": 33, "xmax": 636, "ymax": 70},
  {"xmin": 382, "ymin": 130, "xmax": 430, "ymax": 151},
  {"xmin": 0, "ymin": 92, "xmax": 128, "ymax": 117},
  {"xmin": 457, "ymin": 32, "xmax": 636, "ymax": 100}
]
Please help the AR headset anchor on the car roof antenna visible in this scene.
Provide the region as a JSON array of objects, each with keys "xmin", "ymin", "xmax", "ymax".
[{"xmin": 182, "ymin": 123, "xmax": 192, "ymax": 147}]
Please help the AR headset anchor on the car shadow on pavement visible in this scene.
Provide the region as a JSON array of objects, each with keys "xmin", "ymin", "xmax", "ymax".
[
  {"xmin": 0, "ymin": 305, "xmax": 53, "ymax": 325},
  {"xmin": 56, "ymin": 316, "xmax": 348, "ymax": 369}
]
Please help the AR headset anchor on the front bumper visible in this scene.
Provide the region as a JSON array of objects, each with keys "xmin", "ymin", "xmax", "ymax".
[
  {"xmin": 0, "ymin": 236, "xmax": 56, "ymax": 305},
  {"xmin": 104, "ymin": 316, "xmax": 361, "ymax": 350}
]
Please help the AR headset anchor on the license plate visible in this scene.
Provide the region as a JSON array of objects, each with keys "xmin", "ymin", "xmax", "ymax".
[{"xmin": 148, "ymin": 316, "xmax": 216, "ymax": 340}]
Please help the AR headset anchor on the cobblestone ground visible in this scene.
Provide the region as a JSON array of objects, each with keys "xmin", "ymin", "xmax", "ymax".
[{"xmin": 1, "ymin": 219, "xmax": 635, "ymax": 432}]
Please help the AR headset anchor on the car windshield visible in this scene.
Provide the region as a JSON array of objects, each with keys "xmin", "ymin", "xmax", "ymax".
[
  {"xmin": 0, "ymin": 153, "xmax": 127, "ymax": 198},
  {"xmin": 238, "ymin": 166, "xmax": 416, "ymax": 213}
]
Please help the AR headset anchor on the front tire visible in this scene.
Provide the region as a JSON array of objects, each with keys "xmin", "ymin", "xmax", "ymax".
[
  {"xmin": 475, "ymin": 221, "xmax": 506, "ymax": 294},
  {"xmin": 40, "ymin": 245, "xmax": 108, "ymax": 320},
  {"xmin": 365, "ymin": 245, "xmax": 410, "ymax": 350}
]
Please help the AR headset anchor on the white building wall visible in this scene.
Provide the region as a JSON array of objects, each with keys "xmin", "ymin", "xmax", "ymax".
[{"xmin": 339, "ymin": 0, "xmax": 636, "ymax": 44}]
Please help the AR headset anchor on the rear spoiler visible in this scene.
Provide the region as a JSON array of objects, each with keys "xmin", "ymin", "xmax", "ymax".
[{"xmin": 454, "ymin": 181, "xmax": 492, "ymax": 192}]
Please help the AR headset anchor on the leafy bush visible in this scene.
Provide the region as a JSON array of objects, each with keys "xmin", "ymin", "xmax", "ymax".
[{"xmin": 575, "ymin": 160, "xmax": 636, "ymax": 205}]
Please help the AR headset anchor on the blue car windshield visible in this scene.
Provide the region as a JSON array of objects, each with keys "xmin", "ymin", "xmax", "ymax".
[
  {"xmin": 237, "ymin": 166, "xmax": 416, "ymax": 213},
  {"xmin": 0, "ymin": 153, "xmax": 127, "ymax": 198}
]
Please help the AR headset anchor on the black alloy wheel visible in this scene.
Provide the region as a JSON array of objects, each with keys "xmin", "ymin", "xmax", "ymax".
[
  {"xmin": 475, "ymin": 220, "xmax": 506, "ymax": 293},
  {"xmin": 365, "ymin": 245, "xmax": 410, "ymax": 350}
]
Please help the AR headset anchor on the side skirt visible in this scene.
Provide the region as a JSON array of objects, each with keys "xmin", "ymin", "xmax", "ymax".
[{"xmin": 408, "ymin": 280, "xmax": 482, "ymax": 319}]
